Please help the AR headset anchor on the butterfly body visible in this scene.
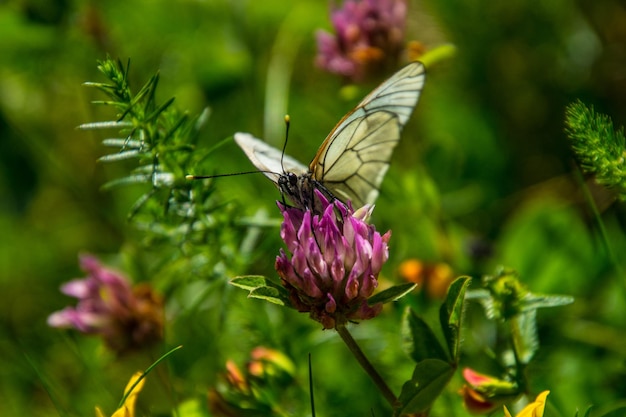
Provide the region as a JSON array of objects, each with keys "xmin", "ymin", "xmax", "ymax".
[
  {"xmin": 235, "ymin": 61, "xmax": 426, "ymax": 212},
  {"xmin": 279, "ymin": 172, "xmax": 320, "ymax": 210}
]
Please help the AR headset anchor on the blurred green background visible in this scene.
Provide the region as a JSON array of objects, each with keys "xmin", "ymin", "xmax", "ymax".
[{"xmin": 1, "ymin": 0, "xmax": 625, "ymax": 416}]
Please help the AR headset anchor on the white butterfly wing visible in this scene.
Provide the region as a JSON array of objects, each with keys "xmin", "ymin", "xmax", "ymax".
[
  {"xmin": 310, "ymin": 62, "xmax": 426, "ymax": 207},
  {"xmin": 234, "ymin": 132, "xmax": 308, "ymax": 184}
]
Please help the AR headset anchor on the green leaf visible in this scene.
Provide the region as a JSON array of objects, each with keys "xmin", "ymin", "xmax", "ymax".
[
  {"xmin": 230, "ymin": 275, "xmax": 269, "ymax": 291},
  {"xmin": 367, "ymin": 283, "xmax": 416, "ymax": 305},
  {"xmin": 396, "ymin": 359, "xmax": 455, "ymax": 416},
  {"xmin": 439, "ymin": 276, "xmax": 471, "ymax": 362},
  {"xmin": 102, "ymin": 138, "xmax": 145, "ymax": 149},
  {"xmin": 510, "ymin": 310, "xmax": 538, "ymax": 364},
  {"xmin": 579, "ymin": 405, "xmax": 594, "ymax": 417},
  {"xmin": 77, "ymin": 120, "xmax": 133, "ymax": 130},
  {"xmin": 175, "ymin": 398, "xmax": 210, "ymax": 417},
  {"xmin": 249, "ymin": 286, "xmax": 288, "ymax": 306},
  {"xmin": 98, "ymin": 150, "xmax": 142, "ymax": 162},
  {"xmin": 101, "ymin": 171, "xmax": 175, "ymax": 190},
  {"xmin": 101, "ymin": 174, "xmax": 152, "ymax": 190},
  {"xmin": 401, "ymin": 308, "xmax": 449, "ymax": 363},
  {"xmin": 230, "ymin": 275, "xmax": 292, "ymax": 308},
  {"xmin": 147, "ymin": 96, "xmax": 176, "ymax": 123},
  {"xmin": 465, "ymin": 288, "xmax": 497, "ymax": 319},
  {"xmin": 519, "ymin": 293, "xmax": 575, "ymax": 312}
]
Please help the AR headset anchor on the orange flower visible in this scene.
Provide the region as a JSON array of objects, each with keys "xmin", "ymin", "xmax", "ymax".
[
  {"xmin": 398, "ymin": 259, "xmax": 455, "ymax": 299},
  {"xmin": 460, "ymin": 368, "xmax": 519, "ymax": 415},
  {"xmin": 225, "ymin": 360, "xmax": 249, "ymax": 393},
  {"xmin": 459, "ymin": 385, "xmax": 501, "ymax": 414},
  {"xmin": 248, "ymin": 347, "xmax": 295, "ymax": 379}
]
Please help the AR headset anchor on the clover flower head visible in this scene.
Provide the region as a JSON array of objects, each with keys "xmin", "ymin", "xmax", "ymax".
[
  {"xmin": 315, "ymin": 0, "xmax": 408, "ymax": 81},
  {"xmin": 275, "ymin": 191, "xmax": 390, "ymax": 329},
  {"xmin": 48, "ymin": 254, "xmax": 163, "ymax": 353}
]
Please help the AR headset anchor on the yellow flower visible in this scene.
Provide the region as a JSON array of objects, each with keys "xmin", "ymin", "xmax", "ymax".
[
  {"xmin": 504, "ymin": 391, "xmax": 550, "ymax": 417},
  {"xmin": 95, "ymin": 372, "xmax": 146, "ymax": 417}
]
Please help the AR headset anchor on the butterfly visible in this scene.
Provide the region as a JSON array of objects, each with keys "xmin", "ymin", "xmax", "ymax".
[{"xmin": 235, "ymin": 61, "xmax": 426, "ymax": 212}]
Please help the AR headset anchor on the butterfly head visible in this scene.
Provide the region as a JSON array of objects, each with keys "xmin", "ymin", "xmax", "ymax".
[
  {"xmin": 277, "ymin": 172, "xmax": 300, "ymax": 204},
  {"xmin": 277, "ymin": 171, "xmax": 340, "ymax": 214},
  {"xmin": 278, "ymin": 172, "xmax": 297, "ymax": 186}
]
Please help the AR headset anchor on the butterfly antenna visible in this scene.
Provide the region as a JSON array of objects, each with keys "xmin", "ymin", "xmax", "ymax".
[
  {"xmin": 280, "ymin": 114, "xmax": 291, "ymax": 173},
  {"xmin": 185, "ymin": 171, "xmax": 276, "ymax": 180}
]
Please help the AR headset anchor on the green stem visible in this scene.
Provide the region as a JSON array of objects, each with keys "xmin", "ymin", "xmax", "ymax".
[
  {"xmin": 335, "ymin": 324, "xmax": 398, "ymax": 408},
  {"xmin": 575, "ymin": 167, "xmax": 626, "ymax": 294}
]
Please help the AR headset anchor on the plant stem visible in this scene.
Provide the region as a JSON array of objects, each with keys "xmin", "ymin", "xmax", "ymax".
[
  {"xmin": 335, "ymin": 324, "xmax": 398, "ymax": 408},
  {"xmin": 575, "ymin": 167, "xmax": 626, "ymax": 294}
]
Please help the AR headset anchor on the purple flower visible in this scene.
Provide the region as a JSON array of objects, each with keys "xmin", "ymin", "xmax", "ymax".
[
  {"xmin": 315, "ymin": 0, "xmax": 408, "ymax": 81},
  {"xmin": 48, "ymin": 254, "xmax": 163, "ymax": 353},
  {"xmin": 275, "ymin": 191, "xmax": 390, "ymax": 329}
]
